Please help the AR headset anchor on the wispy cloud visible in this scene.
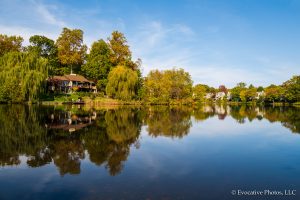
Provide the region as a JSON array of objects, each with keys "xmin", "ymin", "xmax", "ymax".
[
  {"xmin": 32, "ymin": 0, "xmax": 66, "ymax": 27},
  {"xmin": 0, "ymin": 0, "xmax": 66, "ymax": 44},
  {"xmin": 129, "ymin": 20, "xmax": 198, "ymax": 76},
  {"xmin": 0, "ymin": 0, "xmax": 299, "ymax": 87}
]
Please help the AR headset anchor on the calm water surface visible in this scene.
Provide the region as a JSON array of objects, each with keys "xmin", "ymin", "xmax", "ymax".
[{"xmin": 0, "ymin": 104, "xmax": 300, "ymax": 200}]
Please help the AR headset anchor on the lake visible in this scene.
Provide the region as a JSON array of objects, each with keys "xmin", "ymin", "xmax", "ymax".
[{"xmin": 0, "ymin": 104, "xmax": 300, "ymax": 200}]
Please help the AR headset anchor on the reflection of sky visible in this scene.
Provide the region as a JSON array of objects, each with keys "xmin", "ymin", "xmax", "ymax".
[{"xmin": 1, "ymin": 117, "xmax": 300, "ymax": 200}]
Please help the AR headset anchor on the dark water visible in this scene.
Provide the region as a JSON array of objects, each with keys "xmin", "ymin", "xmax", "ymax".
[{"xmin": 0, "ymin": 104, "xmax": 300, "ymax": 200}]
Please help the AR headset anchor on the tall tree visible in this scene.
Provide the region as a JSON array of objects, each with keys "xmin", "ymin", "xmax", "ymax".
[
  {"xmin": 193, "ymin": 84, "xmax": 210, "ymax": 101},
  {"xmin": 106, "ymin": 65, "xmax": 139, "ymax": 100},
  {"xmin": 81, "ymin": 39, "xmax": 112, "ymax": 92},
  {"xmin": 240, "ymin": 87, "xmax": 257, "ymax": 102},
  {"xmin": 107, "ymin": 31, "xmax": 136, "ymax": 69},
  {"xmin": 144, "ymin": 68, "xmax": 193, "ymax": 103},
  {"xmin": 265, "ymin": 85, "xmax": 285, "ymax": 103},
  {"xmin": 0, "ymin": 52, "xmax": 48, "ymax": 102},
  {"xmin": 230, "ymin": 82, "xmax": 247, "ymax": 101},
  {"xmin": 0, "ymin": 34, "xmax": 23, "ymax": 56},
  {"xmin": 166, "ymin": 68, "xmax": 193, "ymax": 100},
  {"xmin": 28, "ymin": 35, "xmax": 56, "ymax": 57},
  {"xmin": 56, "ymin": 28, "xmax": 87, "ymax": 73},
  {"xmin": 283, "ymin": 76, "xmax": 300, "ymax": 102},
  {"xmin": 28, "ymin": 35, "xmax": 59, "ymax": 75}
]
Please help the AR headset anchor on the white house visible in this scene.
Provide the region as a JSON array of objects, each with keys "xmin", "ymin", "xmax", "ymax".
[
  {"xmin": 215, "ymin": 92, "xmax": 226, "ymax": 100},
  {"xmin": 256, "ymin": 91, "xmax": 265, "ymax": 99}
]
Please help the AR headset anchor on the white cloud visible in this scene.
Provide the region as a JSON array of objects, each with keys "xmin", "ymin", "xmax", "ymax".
[
  {"xmin": 32, "ymin": 0, "xmax": 66, "ymax": 27},
  {"xmin": 0, "ymin": 0, "xmax": 66, "ymax": 44},
  {"xmin": 129, "ymin": 20, "xmax": 198, "ymax": 76}
]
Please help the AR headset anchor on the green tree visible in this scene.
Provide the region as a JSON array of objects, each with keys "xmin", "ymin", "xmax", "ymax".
[
  {"xmin": 0, "ymin": 52, "xmax": 48, "ymax": 102},
  {"xmin": 144, "ymin": 70, "xmax": 169, "ymax": 102},
  {"xmin": 257, "ymin": 86, "xmax": 264, "ymax": 92},
  {"xmin": 28, "ymin": 35, "xmax": 56, "ymax": 57},
  {"xmin": 193, "ymin": 84, "xmax": 210, "ymax": 101},
  {"xmin": 0, "ymin": 34, "xmax": 23, "ymax": 56},
  {"xmin": 82, "ymin": 39, "xmax": 113, "ymax": 92},
  {"xmin": 240, "ymin": 87, "xmax": 257, "ymax": 102},
  {"xmin": 106, "ymin": 65, "xmax": 139, "ymax": 100},
  {"xmin": 230, "ymin": 82, "xmax": 247, "ymax": 101},
  {"xmin": 237, "ymin": 82, "xmax": 247, "ymax": 88},
  {"xmin": 167, "ymin": 68, "xmax": 193, "ymax": 100},
  {"xmin": 28, "ymin": 35, "xmax": 59, "ymax": 75},
  {"xmin": 144, "ymin": 68, "xmax": 193, "ymax": 103},
  {"xmin": 56, "ymin": 28, "xmax": 87, "ymax": 73},
  {"xmin": 283, "ymin": 76, "xmax": 300, "ymax": 102}
]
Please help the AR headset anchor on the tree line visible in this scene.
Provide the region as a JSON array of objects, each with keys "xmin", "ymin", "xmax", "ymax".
[
  {"xmin": 193, "ymin": 78, "xmax": 300, "ymax": 104},
  {"xmin": 0, "ymin": 28, "xmax": 299, "ymax": 104}
]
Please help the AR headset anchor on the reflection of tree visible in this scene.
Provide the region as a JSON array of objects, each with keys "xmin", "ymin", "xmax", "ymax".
[
  {"xmin": 193, "ymin": 105, "xmax": 215, "ymax": 121},
  {"xmin": 0, "ymin": 105, "xmax": 143, "ymax": 176},
  {"xmin": 146, "ymin": 106, "xmax": 192, "ymax": 138},
  {"xmin": 0, "ymin": 105, "xmax": 47, "ymax": 166},
  {"xmin": 230, "ymin": 105, "xmax": 247, "ymax": 124},
  {"xmin": 27, "ymin": 147, "xmax": 52, "ymax": 167},
  {"xmin": 264, "ymin": 106, "xmax": 300, "ymax": 133},
  {"xmin": 51, "ymin": 139, "xmax": 85, "ymax": 175},
  {"xmin": 105, "ymin": 109, "xmax": 141, "ymax": 143},
  {"xmin": 230, "ymin": 105, "xmax": 261, "ymax": 123},
  {"xmin": 83, "ymin": 108, "xmax": 142, "ymax": 176},
  {"xmin": 2, "ymin": 104, "xmax": 300, "ymax": 177}
]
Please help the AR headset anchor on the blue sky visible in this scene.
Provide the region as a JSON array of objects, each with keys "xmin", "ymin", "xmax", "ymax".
[{"xmin": 1, "ymin": 0, "xmax": 300, "ymax": 87}]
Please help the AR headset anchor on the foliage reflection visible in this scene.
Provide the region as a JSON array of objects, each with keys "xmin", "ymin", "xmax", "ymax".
[{"xmin": 0, "ymin": 104, "xmax": 300, "ymax": 175}]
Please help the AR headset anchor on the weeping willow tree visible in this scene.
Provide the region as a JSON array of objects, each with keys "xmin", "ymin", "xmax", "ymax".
[
  {"xmin": 0, "ymin": 105, "xmax": 48, "ymax": 166},
  {"xmin": 106, "ymin": 65, "xmax": 138, "ymax": 100},
  {"xmin": 0, "ymin": 52, "xmax": 48, "ymax": 102}
]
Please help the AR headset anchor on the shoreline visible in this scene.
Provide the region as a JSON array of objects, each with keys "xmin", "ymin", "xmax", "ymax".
[{"xmin": 1, "ymin": 99, "xmax": 297, "ymax": 107}]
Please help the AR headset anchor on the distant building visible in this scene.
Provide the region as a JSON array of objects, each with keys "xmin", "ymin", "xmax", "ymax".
[
  {"xmin": 205, "ymin": 92, "xmax": 214, "ymax": 99},
  {"xmin": 215, "ymin": 85, "xmax": 228, "ymax": 100},
  {"xmin": 256, "ymin": 91, "xmax": 265, "ymax": 99},
  {"xmin": 226, "ymin": 92, "xmax": 232, "ymax": 100},
  {"xmin": 215, "ymin": 91, "xmax": 226, "ymax": 100},
  {"xmin": 47, "ymin": 74, "xmax": 97, "ymax": 93}
]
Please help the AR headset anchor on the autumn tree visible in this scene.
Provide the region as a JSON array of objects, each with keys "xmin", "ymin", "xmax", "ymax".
[
  {"xmin": 166, "ymin": 69, "xmax": 193, "ymax": 100},
  {"xmin": 0, "ymin": 34, "xmax": 23, "ymax": 56},
  {"xmin": 146, "ymin": 107, "xmax": 192, "ymax": 138},
  {"xmin": 108, "ymin": 31, "xmax": 132, "ymax": 67},
  {"xmin": 106, "ymin": 65, "xmax": 139, "ymax": 100},
  {"xmin": 264, "ymin": 85, "xmax": 285, "ymax": 103},
  {"xmin": 143, "ymin": 70, "xmax": 169, "ymax": 102},
  {"xmin": 56, "ymin": 28, "xmax": 87, "ymax": 74},
  {"xmin": 144, "ymin": 68, "xmax": 193, "ymax": 103},
  {"xmin": 240, "ymin": 87, "xmax": 257, "ymax": 102}
]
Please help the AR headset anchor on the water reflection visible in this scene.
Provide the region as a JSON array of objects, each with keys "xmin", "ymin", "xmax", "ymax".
[
  {"xmin": 146, "ymin": 106, "xmax": 192, "ymax": 138},
  {"xmin": 0, "ymin": 104, "xmax": 300, "ymax": 176}
]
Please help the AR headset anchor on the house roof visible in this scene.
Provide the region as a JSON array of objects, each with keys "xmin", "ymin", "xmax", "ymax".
[
  {"xmin": 65, "ymin": 74, "xmax": 92, "ymax": 82},
  {"xmin": 52, "ymin": 75, "xmax": 68, "ymax": 81},
  {"xmin": 50, "ymin": 74, "xmax": 94, "ymax": 83}
]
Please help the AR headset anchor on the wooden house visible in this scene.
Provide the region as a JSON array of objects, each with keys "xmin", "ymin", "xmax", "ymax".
[{"xmin": 48, "ymin": 74, "xmax": 97, "ymax": 93}]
